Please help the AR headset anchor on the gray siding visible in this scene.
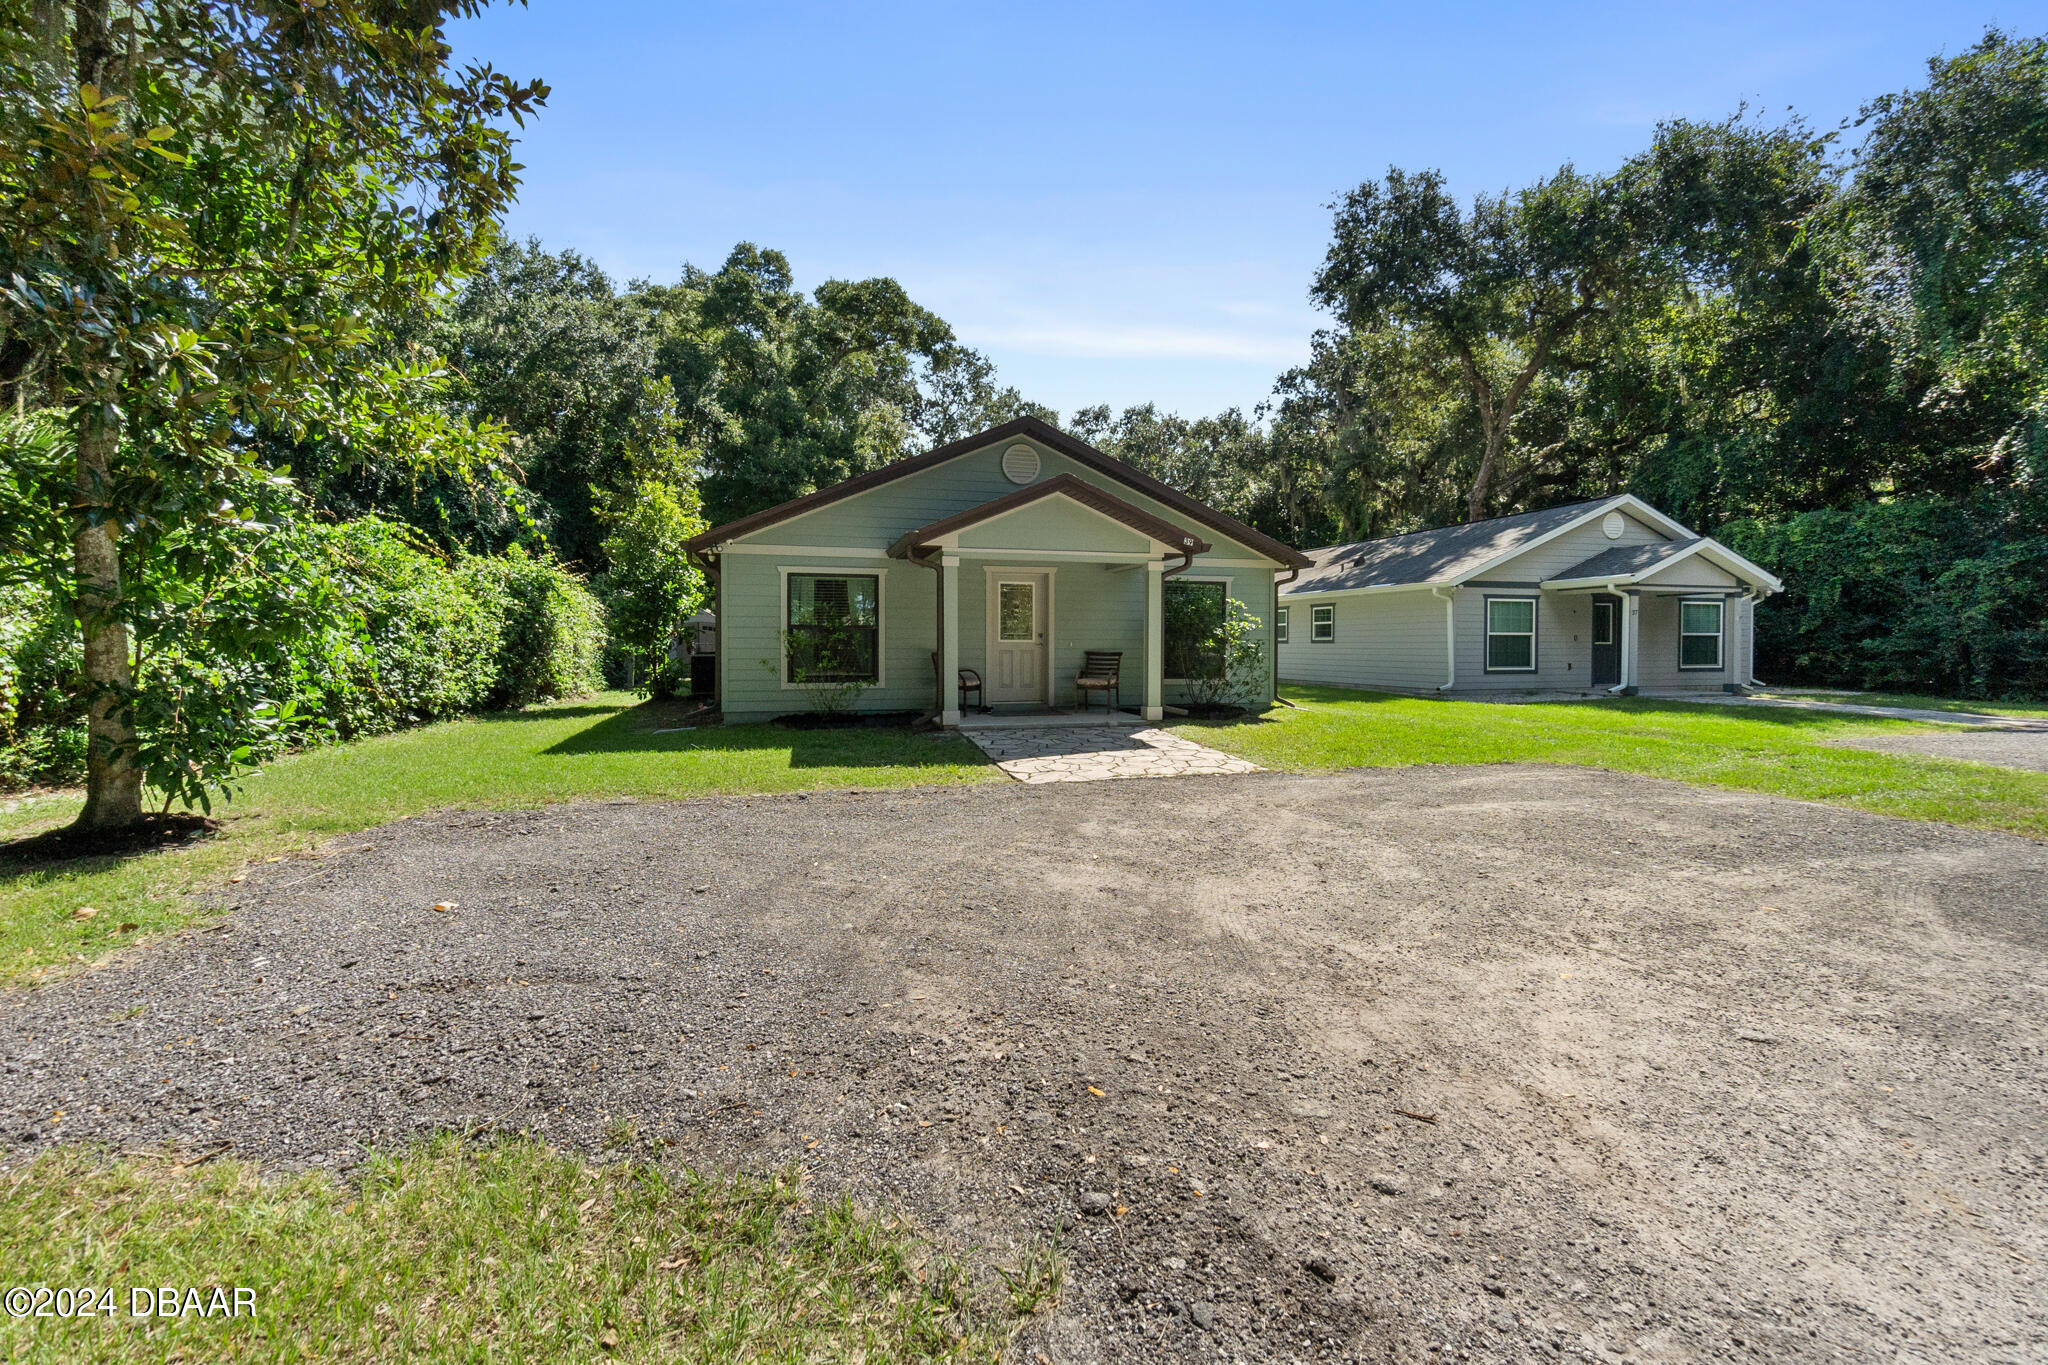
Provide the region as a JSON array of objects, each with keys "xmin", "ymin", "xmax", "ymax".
[
  {"xmin": 1277, "ymin": 588, "xmax": 1448, "ymax": 692},
  {"xmin": 1453, "ymin": 589, "xmax": 1597, "ymax": 691},
  {"xmin": 1484, "ymin": 511, "xmax": 1667, "ymax": 581},
  {"xmin": 1636, "ymin": 592, "xmax": 1745, "ymax": 690}
]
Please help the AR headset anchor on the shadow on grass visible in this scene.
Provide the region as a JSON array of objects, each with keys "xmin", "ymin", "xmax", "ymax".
[
  {"xmin": 1277, "ymin": 686, "xmax": 1918, "ymax": 732},
  {"xmin": 542, "ymin": 702, "xmax": 989, "ymax": 770}
]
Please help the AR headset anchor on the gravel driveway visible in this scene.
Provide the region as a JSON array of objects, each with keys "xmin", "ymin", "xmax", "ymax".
[
  {"xmin": 1829, "ymin": 727, "xmax": 2048, "ymax": 773},
  {"xmin": 5, "ymin": 768, "xmax": 2045, "ymax": 1363}
]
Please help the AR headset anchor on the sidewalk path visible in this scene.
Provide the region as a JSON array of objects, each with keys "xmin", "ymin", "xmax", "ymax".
[{"xmin": 963, "ymin": 725, "xmax": 1259, "ymax": 783}]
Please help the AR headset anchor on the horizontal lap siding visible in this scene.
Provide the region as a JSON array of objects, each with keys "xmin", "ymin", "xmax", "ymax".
[
  {"xmin": 765, "ymin": 437, "xmax": 1278, "ymax": 566},
  {"xmin": 1455, "ymin": 590, "xmax": 1594, "ymax": 690},
  {"xmin": 1485, "ymin": 512, "xmax": 1668, "ymax": 579},
  {"xmin": 1278, "ymin": 590, "xmax": 1446, "ymax": 692},
  {"xmin": 1636, "ymin": 593, "xmax": 1739, "ymax": 690},
  {"xmin": 718, "ymin": 553, "xmax": 938, "ymax": 721},
  {"xmin": 717, "ymin": 435, "xmax": 1285, "ymax": 715}
]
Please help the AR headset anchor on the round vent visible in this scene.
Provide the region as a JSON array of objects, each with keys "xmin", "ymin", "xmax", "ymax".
[
  {"xmin": 1001, "ymin": 443, "xmax": 1041, "ymax": 485},
  {"xmin": 1602, "ymin": 510, "xmax": 1626, "ymax": 540}
]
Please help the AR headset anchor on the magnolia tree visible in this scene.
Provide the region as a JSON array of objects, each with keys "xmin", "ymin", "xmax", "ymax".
[{"xmin": 0, "ymin": 1, "xmax": 544, "ymax": 832}]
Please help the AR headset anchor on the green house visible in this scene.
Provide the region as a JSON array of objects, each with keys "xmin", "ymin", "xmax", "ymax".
[{"xmin": 684, "ymin": 417, "xmax": 1312, "ymax": 724}]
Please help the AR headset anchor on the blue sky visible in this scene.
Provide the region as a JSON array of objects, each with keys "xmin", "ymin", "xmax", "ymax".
[{"xmin": 449, "ymin": 2, "xmax": 2046, "ymax": 420}]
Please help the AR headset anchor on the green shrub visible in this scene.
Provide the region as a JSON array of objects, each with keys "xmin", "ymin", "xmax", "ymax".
[
  {"xmin": 0, "ymin": 581, "xmax": 84, "ymax": 788},
  {"xmin": 463, "ymin": 546, "xmax": 607, "ymax": 707},
  {"xmin": 0, "ymin": 518, "xmax": 606, "ymax": 797},
  {"xmin": 1723, "ymin": 493, "xmax": 2048, "ymax": 699}
]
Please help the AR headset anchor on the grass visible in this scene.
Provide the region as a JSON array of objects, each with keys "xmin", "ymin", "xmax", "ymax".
[
  {"xmin": 1747, "ymin": 688, "xmax": 2048, "ymax": 719},
  {"xmin": 1170, "ymin": 684, "xmax": 2048, "ymax": 839},
  {"xmin": 0, "ymin": 1134, "xmax": 1058, "ymax": 1363},
  {"xmin": 1, "ymin": 693, "xmax": 993, "ymax": 986}
]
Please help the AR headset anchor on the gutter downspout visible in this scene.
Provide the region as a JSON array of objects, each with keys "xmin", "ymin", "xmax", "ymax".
[
  {"xmin": 687, "ymin": 548, "xmax": 722, "ymax": 709},
  {"xmin": 1160, "ymin": 542, "xmax": 1200, "ymax": 579},
  {"xmin": 1432, "ymin": 585, "xmax": 1456, "ymax": 692}
]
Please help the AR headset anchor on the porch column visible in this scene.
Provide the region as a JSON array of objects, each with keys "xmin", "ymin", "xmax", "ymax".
[
  {"xmin": 1619, "ymin": 590, "xmax": 1641, "ymax": 696},
  {"xmin": 1143, "ymin": 559, "xmax": 1164, "ymax": 721},
  {"xmin": 940, "ymin": 554, "xmax": 962, "ymax": 726}
]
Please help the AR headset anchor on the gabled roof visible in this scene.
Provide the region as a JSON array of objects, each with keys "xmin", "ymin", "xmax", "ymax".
[
  {"xmin": 886, "ymin": 474, "xmax": 1210, "ymax": 560},
  {"xmin": 1286, "ymin": 498, "xmax": 1643, "ymax": 594},
  {"xmin": 1550, "ymin": 539, "xmax": 1701, "ymax": 582},
  {"xmin": 684, "ymin": 415, "xmax": 1312, "ymax": 568},
  {"xmin": 1547, "ymin": 535, "xmax": 1782, "ymax": 592}
]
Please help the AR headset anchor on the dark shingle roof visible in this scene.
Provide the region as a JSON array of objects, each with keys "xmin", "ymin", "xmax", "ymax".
[
  {"xmin": 1550, "ymin": 539, "xmax": 1700, "ymax": 582},
  {"xmin": 1284, "ymin": 500, "xmax": 1615, "ymax": 594}
]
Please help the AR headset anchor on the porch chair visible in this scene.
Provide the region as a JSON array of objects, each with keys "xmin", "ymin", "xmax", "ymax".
[
  {"xmin": 932, "ymin": 651, "xmax": 983, "ymax": 713},
  {"xmin": 1074, "ymin": 650, "xmax": 1122, "ymax": 715}
]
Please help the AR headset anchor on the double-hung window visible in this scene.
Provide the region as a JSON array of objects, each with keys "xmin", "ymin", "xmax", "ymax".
[
  {"xmin": 1276, "ymin": 606, "xmax": 1289, "ymax": 645},
  {"xmin": 785, "ymin": 573, "xmax": 880, "ymax": 684},
  {"xmin": 1485, "ymin": 597, "xmax": 1537, "ymax": 671},
  {"xmin": 1310, "ymin": 604, "xmax": 1334, "ymax": 643},
  {"xmin": 1678, "ymin": 598, "xmax": 1724, "ymax": 670}
]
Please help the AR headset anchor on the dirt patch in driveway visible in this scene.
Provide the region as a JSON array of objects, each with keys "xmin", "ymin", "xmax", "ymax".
[
  {"xmin": 1829, "ymin": 727, "xmax": 2048, "ymax": 773},
  {"xmin": 5, "ymin": 769, "xmax": 2045, "ymax": 1362}
]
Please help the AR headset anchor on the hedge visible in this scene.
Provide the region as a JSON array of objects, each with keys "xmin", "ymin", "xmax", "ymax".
[
  {"xmin": 0, "ymin": 517, "xmax": 606, "ymax": 793},
  {"xmin": 1723, "ymin": 492, "xmax": 2048, "ymax": 700}
]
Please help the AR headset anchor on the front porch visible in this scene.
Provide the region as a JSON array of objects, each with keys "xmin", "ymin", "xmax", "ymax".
[
  {"xmin": 954, "ymin": 707, "xmax": 1148, "ymax": 730},
  {"xmin": 888, "ymin": 473, "xmax": 1225, "ymax": 727}
]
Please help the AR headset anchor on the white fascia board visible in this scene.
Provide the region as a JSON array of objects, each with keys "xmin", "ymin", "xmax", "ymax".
[
  {"xmin": 1682, "ymin": 537, "xmax": 1782, "ymax": 593},
  {"xmin": 1541, "ymin": 535, "xmax": 1782, "ymax": 593},
  {"xmin": 1444, "ymin": 494, "xmax": 1702, "ymax": 588}
]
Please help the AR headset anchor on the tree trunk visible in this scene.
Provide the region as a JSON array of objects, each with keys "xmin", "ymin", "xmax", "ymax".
[
  {"xmin": 71, "ymin": 407, "xmax": 143, "ymax": 830},
  {"xmin": 1466, "ymin": 425, "xmax": 1505, "ymax": 523}
]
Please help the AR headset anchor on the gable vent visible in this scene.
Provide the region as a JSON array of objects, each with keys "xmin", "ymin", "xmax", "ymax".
[
  {"xmin": 1602, "ymin": 511, "xmax": 1626, "ymax": 540},
  {"xmin": 1001, "ymin": 443, "xmax": 1041, "ymax": 485}
]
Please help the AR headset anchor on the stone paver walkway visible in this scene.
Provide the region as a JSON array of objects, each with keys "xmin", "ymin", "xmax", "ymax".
[{"xmin": 964, "ymin": 725, "xmax": 1259, "ymax": 783}]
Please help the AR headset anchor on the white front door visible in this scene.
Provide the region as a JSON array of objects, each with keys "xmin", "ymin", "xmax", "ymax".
[{"xmin": 988, "ymin": 573, "xmax": 1047, "ymax": 704}]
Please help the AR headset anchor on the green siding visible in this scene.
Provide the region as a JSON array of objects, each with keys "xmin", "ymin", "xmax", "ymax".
[
  {"xmin": 951, "ymin": 498, "xmax": 1152, "ymax": 553},
  {"xmin": 713, "ymin": 434, "xmax": 1284, "ymax": 719}
]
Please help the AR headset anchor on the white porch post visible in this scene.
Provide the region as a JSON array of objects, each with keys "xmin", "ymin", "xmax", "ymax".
[
  {"xmin": 1143, "ymin": 559, "xmax": 1165, "ymax": 721},
  {"xmin": 1619, "ymin": 590, "xmax": 1641, "ymax": 695},
  {"xmin": 940, "ymin": 554, "xmax": 961, "ymax": 726}
]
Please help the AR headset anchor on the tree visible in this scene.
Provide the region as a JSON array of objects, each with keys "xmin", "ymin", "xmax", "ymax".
[
  {"xmin": 1837, "ymin": 28, "xmax": 2048, "ymax": 485},
  {"xmin": 0, "ymin": 1, "xmax": 544, "ymax": 831},
  {"xmin": 641, "ymin": 244, "xmax": 968, "ymax": 527},
  {"xmin": 596, "ymin": 475, "xmax": 707, "ymax": 694},
  {"xmin": 1312, "ymin": 165, "xmax": 1657, "ymax": 521}
]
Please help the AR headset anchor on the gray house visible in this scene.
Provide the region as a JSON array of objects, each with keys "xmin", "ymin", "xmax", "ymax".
[{"xmin": 1276, "ymin": 495, "xmax": 1782, "ymax": 696}]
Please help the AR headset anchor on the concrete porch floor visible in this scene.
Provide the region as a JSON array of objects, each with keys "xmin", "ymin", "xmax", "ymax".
[{"xmin": 954, "ymin": 708, "xmax": 1147, "ymax": 730}]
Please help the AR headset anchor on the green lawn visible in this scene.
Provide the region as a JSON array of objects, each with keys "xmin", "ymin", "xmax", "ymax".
[
  {"xmin": 1170, "ymin": 684, "xmax": 2048, "ymax": 839},
  {"xmin": 0, "ymin": 1135, "xmax": 1055, "ymax": 1364},
  {"xmin": 2, "ymin": 694, "xmax": 993, "ymax": 985},
  {"xmin": 1746, "ymin": 688, "xmax": 2048, "ymax": 719}
]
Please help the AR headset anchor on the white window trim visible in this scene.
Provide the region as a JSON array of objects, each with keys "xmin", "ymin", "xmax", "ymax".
[
  {"xmin": 1309, "ymin": 602, "xmax": 1335, "ymax": 643},
  {"xmin": 1276, "ymin": 605, "xmax": 1289, "ymax": 645},
  {"xmin": 778, "ymin": 565, "xmax": 886, "ymax": 691},
  {"xmin": 1484, "ymin": 595, "xmax": 1539, "ymax": 673},
  {"xmin": 1161, "ymin": 575, "xmax": 1233, "ymax": 683},
  {"xmin": 1678, "ymin": 596, "xmax": 1725, "ymax": 671}
]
